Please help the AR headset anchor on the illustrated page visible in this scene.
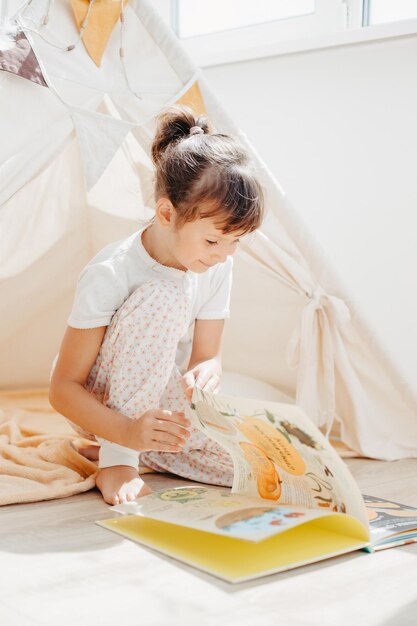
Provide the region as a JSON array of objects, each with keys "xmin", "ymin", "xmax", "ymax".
[
  {"xmin": 364, "ymin": 495, "xmax": 417, "ymax": 542},
  {"xmin": 187, "ymin": 387, "xmax": 369, "ymax": 527},
  {"xmin": 111, "ymin": 485, "xmax": 342, "ymax": 543}
]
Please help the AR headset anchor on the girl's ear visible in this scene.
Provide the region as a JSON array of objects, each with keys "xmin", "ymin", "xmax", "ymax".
[{"xmin": 155, "ymin": 197, "xmax": 176, "ymax": 228}]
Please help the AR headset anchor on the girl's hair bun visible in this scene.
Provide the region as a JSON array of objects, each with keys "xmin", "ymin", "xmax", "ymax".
[
  {"xmin": 151, "ymin": 105, "xmax": 209, "ymax": 165},
  {"xmin": 151, "ymin": 104, "xmax": 264, "ymax": 236}
]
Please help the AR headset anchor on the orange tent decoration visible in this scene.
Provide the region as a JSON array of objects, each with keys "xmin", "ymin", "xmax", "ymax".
[
  {"xmin": 176, "ymin": 80, "xmax": 208, "ymax": 117},
  {"xmin": 70, "ymin": 0, "xmax": 129, "ymax": 67}
]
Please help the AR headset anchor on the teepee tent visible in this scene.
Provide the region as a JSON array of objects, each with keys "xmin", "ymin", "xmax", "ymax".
[{"xmin": 1, "ymin": 0, "xmax": 416, "ymax": 461}]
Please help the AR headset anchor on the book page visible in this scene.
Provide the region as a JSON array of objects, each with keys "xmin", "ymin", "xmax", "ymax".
[
  {"xmin": 187, "ymin": 387, "xmax": 369, "ymax": 527},
  {"xmin": 111, "ymin": 485, "xmax": 351, "ymax": 543},
  {"xmin": 364, "ymin": 494, "xmax": 417, "ymax": 545}
]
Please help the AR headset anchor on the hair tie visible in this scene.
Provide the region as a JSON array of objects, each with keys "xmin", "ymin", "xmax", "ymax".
[{"xmin": 189, "ymin": 126, "xmax": 204, "ymax": 136}]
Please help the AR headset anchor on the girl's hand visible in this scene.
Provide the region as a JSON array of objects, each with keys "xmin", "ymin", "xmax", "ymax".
[
  {"xmin": 125, "ymin": 409, "xmax": 191, "ymax": 452},
  {"xmin": 181, "ymin": 358, "xmax": 222, "ymax": 402}
]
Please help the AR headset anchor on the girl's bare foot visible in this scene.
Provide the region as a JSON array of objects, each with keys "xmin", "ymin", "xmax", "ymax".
[{"xmin": 96, "ymin": 465, "xmax": 153, "ymax": 505}]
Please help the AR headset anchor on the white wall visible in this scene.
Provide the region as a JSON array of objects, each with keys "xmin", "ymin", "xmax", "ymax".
[{"xmin": 204, "ymin": 34, "xmax": 417, "ymax": 387}]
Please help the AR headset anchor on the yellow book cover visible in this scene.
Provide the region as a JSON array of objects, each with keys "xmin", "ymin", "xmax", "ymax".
[{"xmin": 96, "ymin": 387, "xmax": 371, "ymax": 583}]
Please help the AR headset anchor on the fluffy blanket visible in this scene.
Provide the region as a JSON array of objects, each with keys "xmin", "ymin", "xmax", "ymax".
[{"xmin": 0, "ymin": 388, "xmax": 98, "ymax": 506}]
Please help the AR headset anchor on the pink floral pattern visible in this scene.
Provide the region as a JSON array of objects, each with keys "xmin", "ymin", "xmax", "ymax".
[{"xmin": 81, "ymin": 278, "xmax": 233, "ymax": 487}]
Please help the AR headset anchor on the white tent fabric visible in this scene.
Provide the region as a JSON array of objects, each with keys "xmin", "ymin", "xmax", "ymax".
[{"xmin": 1, "ymin": 0, "xmax": 416, "ymax": 460}]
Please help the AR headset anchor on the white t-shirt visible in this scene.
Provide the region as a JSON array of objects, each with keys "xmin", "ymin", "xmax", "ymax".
[{"xmin": 67, "ymin": 227, "xmax": 233, "ymax": 373}]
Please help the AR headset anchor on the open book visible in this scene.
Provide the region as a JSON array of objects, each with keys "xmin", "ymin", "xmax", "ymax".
[{"xmin": 96, "ymin": 388, "xmax": 417, "ymax": 583}]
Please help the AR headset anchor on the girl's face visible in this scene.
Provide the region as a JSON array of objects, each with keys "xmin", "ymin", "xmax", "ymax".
[{"xmin": 171, "ymin": 217, "xmax": 244, "ymax": 273}]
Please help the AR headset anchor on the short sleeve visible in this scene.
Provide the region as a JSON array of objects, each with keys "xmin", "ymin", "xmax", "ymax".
[
  {"xmin": 196, "ymin": 256, "xmax": 233, "ymax": 320},
  {"xmin": 67, "ymin": 262, "xmax": 126, "ymax": 329}
]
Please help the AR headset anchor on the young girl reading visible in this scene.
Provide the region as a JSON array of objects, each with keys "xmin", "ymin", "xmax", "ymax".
[{"xmin": 49, "ymin": 106, "xmax": 264, "ymax": 505}]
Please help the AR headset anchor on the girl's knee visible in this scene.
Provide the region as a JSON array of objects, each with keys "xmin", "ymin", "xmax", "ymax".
[
  {"xmin": 113, "ymin": 279, "xmax": 190, "ymax": 328},
  {"xmin": 130, "ymin": 278, "xmax": 186, "ymax": 304}
]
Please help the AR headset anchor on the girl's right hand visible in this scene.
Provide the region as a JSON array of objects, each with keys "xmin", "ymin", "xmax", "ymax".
[{"xmin": 125, "ymin": 409, "xmax": 191, "ymax": 452}]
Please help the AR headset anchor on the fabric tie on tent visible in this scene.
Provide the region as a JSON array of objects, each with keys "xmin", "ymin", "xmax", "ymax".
[
  {"xmin": 71, "ymin": 0, "xmax": 128, "ymax": 67},
  {"xmin": 70, "ymin": 105, "xmax": 136, "ymax": 190},
  {"xmin": 0, "ymin": 29, "xmax": 47, "ymax": 87},
  {"xmin": 286, "ymin": 287, "xmax": 351, "ymax": 436},
  {"xmin": 239, "ymin": 230, "xmax": 351, "ymax": 436}
]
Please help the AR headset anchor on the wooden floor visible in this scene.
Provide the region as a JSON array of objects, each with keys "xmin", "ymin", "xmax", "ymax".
[{"xmin": 1, "ymin": 458, "xmax": 417, "ymax": 626}]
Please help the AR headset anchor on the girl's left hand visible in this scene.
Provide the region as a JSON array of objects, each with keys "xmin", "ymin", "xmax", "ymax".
[{"xmin": 181, "ymin": 358, "xmax": 222, "ymax": 402}]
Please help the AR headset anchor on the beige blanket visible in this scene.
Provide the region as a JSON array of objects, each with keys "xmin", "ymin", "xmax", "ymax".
[{"xmin": 0, "ymin": 388, "xmax": 98, "ymax": 506}]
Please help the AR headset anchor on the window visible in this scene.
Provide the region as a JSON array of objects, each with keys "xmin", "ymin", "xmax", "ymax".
[
  {"xmin": 169, "ymin": 0, "xmax": 347, "ymax": 66},
  {"xmin": 363, "ymin": 0, "xmax": 417, "ymax": 25},
  {"xmin": 151, "ymin": 1, "xmax": 417, "ymax": 66},
  {"xmin": 174, "ymin": 0, "xmax": 315, "ymax": 39}
]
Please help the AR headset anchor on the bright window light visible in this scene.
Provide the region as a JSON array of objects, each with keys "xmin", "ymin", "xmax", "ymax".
[
  {"xmin": 174, "ymin": 0, "xmax": 315, "ymax": 39},
  {"xmin": 367, "ymin": 0, "xmax": 417, "ymax": 25}
]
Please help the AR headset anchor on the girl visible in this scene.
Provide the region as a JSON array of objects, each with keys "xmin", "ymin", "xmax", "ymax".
[{"xmin": 49, "ymin": 106, "xmax": 264, "ymax": 505}]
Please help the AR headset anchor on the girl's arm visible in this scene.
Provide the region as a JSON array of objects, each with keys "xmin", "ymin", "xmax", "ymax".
[
  {"xmin": 182, "ymin": 319, "xmax": 225, "ymax": 399},
  {"xmin": 49, "ymin": 326, "xmax": 133, "ymax": 446},
  {"xmin": 49, "ymin": 327, "xmax": 190, "ymax": 451}
]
